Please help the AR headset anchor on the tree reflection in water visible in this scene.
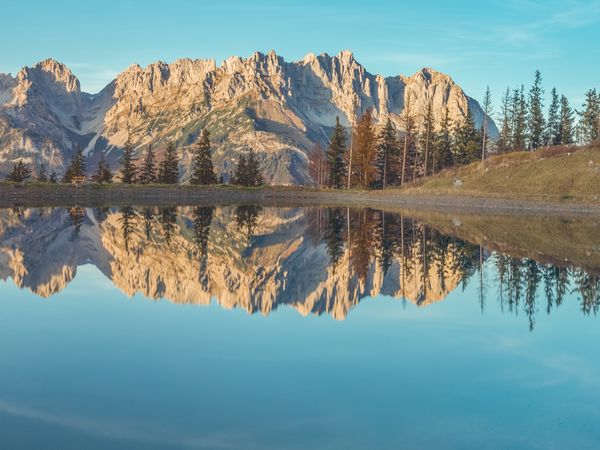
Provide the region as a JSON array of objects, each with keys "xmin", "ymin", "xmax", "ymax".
[{"xmin": 0, "ymin": 205, "xmax": 598, "ymax": 329}]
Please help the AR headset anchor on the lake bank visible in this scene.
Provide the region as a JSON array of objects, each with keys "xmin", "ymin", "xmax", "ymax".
[{"xmin": 1, "ymin": 183, "xmax": 600, "ymax": 216}]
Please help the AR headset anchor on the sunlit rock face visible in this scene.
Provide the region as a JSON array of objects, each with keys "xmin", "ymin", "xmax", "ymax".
[
  {"xmin": 0, "ymin": 207, "xmax": 479, "ymax": 319},
  {"xmin": 0, "ymin": 52, "xmax": 497, "ymax": 184}
]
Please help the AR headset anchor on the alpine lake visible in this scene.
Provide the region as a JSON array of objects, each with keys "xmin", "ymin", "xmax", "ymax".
[{"xmin": 1, "ymin": 204, "xmax": 599, "ymax": 449}]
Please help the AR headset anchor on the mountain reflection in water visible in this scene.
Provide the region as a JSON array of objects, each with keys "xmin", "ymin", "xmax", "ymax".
[{"xmin": 0, "ymin": 205, "xmax": 598, "ymax": 330}]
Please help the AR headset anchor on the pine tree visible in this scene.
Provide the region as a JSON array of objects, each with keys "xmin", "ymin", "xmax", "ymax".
[
  {"xmin": 49, "ymin": 172, "xmax": 58, "ymax": 183},
  {"xmin": 527, "ymin": 70, "xmax": 545, "ymax": 150},
  {"xmin": 420, "ymin": 99, "xmax": 435, "ymax": 176},
  {"xmin": 139, "ymin": 144, "xmax": 157, "ymax": 184},
  {"xmin": 511, "ymin": 86, "xmax": 527, "ymax": 151},
  {"xmin": 433, "ymin": 106, "xmax": 453, "ymax": 172},
  {"xmin": 157, "ymin": 141, "xmax": 179, "ymax": 184},
  {"xmin": 375, "ymin": 117, "xmax": 400, "ymax": 188},
  {"xmin": 63, "ymin": 145, "xmax": 86, "ymax": 182},
  {"xmin": 326, "ymin": 117, "xmax": 347, "ymax": 188},
  {"xmin": 232, "ymin": 154, "xmax": 248, "ymax": 186},
  {"xmin": 246, "ymin": 148, "xmax": 264, "ymax": 186},
  {"xmin": 37, "ymin": 163, "xmax": 48, "ymax": 182},
  {"xmin": 92, "ymin": 153, "xmax": 113, "ymax": 183},
  {"xmin": 558, "ymin": 95, "xmax": 575, "ymax": 145},
  {"xmin": 497, "ymin": 87, "xmax": 513, "ymax": 153},
  {"xmin": 577, "ymin": 89, "xmax": 599, "ymax": 144},
  {"xmin": 400, "ymin": 93, "xmax": 416, "ymax": 185},
  {"xmin": 545, "ymin": 88, "xmax": 561, "ymax": 146},
  {"xmin": 481, "ymin": 86, "xmax": 493, "ymax": 161},
  {"xmin": 190, "ymin": 129, "xmax": 217, "ymax": 185},
  {"xmin": 353, "ymin": 108, "xmax": 377, "ymax": 188},
  {"xmin": 119, "ymin": 138, "xmax": 138, "ymax": 184},
  {"xmin": 453, "ymin": 108, "xmax": 478, "ymax": 165},
  {"xmin": 6, "ymin": 160, "xmax": 31, "ymax": 182}
]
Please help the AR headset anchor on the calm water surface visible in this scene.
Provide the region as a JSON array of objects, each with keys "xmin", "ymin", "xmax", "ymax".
[{"xmin": 0, "ymin": 205, "xmax": 599, "ymax": 449}]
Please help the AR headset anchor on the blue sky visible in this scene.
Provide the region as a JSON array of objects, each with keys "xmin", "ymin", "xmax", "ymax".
[{"xmin": 1, "ymin": 0, "xmax": 599, "ymax": 110}]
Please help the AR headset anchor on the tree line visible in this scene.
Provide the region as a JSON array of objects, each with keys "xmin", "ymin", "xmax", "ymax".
[
  {"xmin": 310, "ymin": 73, "xmax": 599, "ymax": 189},
  {"xmin": 5, "ymin": 128, "xmax": 265, "ymax": 187}
]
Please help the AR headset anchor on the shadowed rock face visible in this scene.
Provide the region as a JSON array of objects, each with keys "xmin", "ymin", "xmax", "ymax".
[
  {"xmin": 0, "ymin": 206, "xmax": 483, "ymax": 319},
  {"xmin": 0, "ymin": 52, "xmax": 497, "ymax": 184}
]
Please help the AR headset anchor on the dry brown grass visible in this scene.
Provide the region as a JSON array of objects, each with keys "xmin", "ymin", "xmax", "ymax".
[{"xmin": 401, "ymin": 144, "xmax": 600, "ymax": 202}]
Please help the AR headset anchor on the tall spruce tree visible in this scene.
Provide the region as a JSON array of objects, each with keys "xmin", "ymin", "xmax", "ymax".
[
  {"xmin": 420, "ymin": 99, "xmax": 435, "ymax": 176},
  {"xmin": 481, "ymin": 86, "xmax": 493, "ymax": 161},
  {"xmin": 433, "ymin": 106, "xmax": 453, "ymax": 172},
  {"xmin": 558, "ymin": 95, "xmax": 575, "ymax": 145},
  {"xmin": 157, "ymin": 141, "xmax": 179, "ymax": 184},
  {"xmin": 63, "ymin": 145, "xmax": 86, "ymax": 182},
  {"xmin": 375, "ymin": 117, "xmax": 400, "ymax": 188},
  {"xmin": 400, "ymin": 93, "xmax": 416, "ymax": 185},
  {"xmin": 577, "ymin": 89, "xmax": 599, "ymax": 144},
  {"xmin": 511, "ymin": 86, "xmax": 528, "ymax": 151},
  {"xmin": 119, "ymin": 139, "xmax": 138, "ymax": 184},
  {"xmin": 545, "ymin": 88, "xmax": 561, "ymax": 146},
  {"xmin": 245, "ymin": 148, "xmax": 264, "ymax": 187},
  {"xmin": 497, "ymin": 87, "xmax": 513, "ymax": 153},
  {"xmin": 190, "ymin": 129, "xmax": 217, "ymax": 185},
  {"xmin": 233, "ymin": 154, "xmax": 248, "ymax": 186},
  {"xmin": 453, "ymin": 108, "xmax": 478, "ymax": 165},
  {"xmin": 326, "ymin": 116, "xmax": 347, "ymax": 188},
  {"xmin": 139, "ymin": 144, "xmax": 157, "ymax": 184},
  {"xmin": 527, "ymin": 70, "xmax": 545, "ymax": 150}
]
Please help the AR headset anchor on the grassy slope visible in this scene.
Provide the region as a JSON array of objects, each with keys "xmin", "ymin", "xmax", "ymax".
[{"xmin": 403, "ymin": 145, "xmax": 600, "ymax": 202}]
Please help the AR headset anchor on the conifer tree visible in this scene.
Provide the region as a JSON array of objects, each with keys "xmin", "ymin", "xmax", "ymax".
[
  {"xmin": 433, "ymin": 106, "xmax": 453, "ymax": 172},
  {"xmin": 400, "ymin": 93, "xmax": 415, "ymax": 185},
  {"xmin": 511, "ymin": 86, "xmax": 528, "ymax": 151},
  {"xmin": 119, "ymin": 138, "xmax": 137, "ymax": 184},
  {"xmin": 190, "ymin": 129, "xmax": 217, "ymax": 185},
  {"xmin": 232, "ymin": 154, "xmax": 248, "ymax": 186},
  {"xmin": 139, "ymin": 144, "xmax": 157, "ymax": 184},
  {"xmin": 326, "ymin": 116, "xmax": 347, "ymax": 188},
  {"xmin": 63, "ymin": 145, "xmax": 86, "ymax": 182},
  {"xmin": 558, "ymin": 95, "xmax": 575, "ymax": 145},
  {"xmin": 497, "ymin": 87, "xmax": 513, "ymax": 153},
  {"xmin": 37, "ymin": 163, "xmax": 48, "ymax": 182},
  {"xmin": 527, "ymin": 70, "xmax": 545, "ymax": 150},
  {"xmin": 481, "ymin": 86, "xmax": 493, "ymax": 161},
  {"xmin": 353, "ymin": 108, "xmax": 377, "ymax": 188},
  {"xmin": 6, "ymin": 160, "xmax": 31, "ymax": 182},
  {"xmin": 453, "ymin": 108, "xmax": 478, "ymax": 165},
  {"xmin": 49, "ymin": 172, "xmax": 58, "ymax": 183},
  {"xmin": 375, "ymin": 117, "xmax": 400, "ymax": 188},
  {"xmin": 545, "ymin": 88, "xmax": 561, "ymax": 146},
  {"xmin": 157, "ymin": 141, "xmax": 179, "ymax": 184},
  {"xmin": 420, "ymin": 99, "xmax": 435, "ymax": 176},
  {"xmin": 92, "ymin": 153, "xmax": 113, "ymax": 183},
  {"xmin": 577, "ymin": 89, "xmax": 599, "ymax": 144},
  {"xmin": 245, "ymin": 148, "xmax": 264, "ymax": 187}
]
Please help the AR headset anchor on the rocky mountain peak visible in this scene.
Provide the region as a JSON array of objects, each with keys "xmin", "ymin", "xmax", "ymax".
[{"xmin": 18, "ymin": 58, "xmax": 81, "ymax": 94}]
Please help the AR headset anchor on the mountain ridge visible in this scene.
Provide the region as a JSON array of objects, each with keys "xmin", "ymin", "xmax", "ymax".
[{"xmin": 0, "ymin": 51, "xmax": 497, "ymax": 184}]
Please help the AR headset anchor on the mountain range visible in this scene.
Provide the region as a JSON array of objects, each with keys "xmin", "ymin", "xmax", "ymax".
[{"xmin": 0, "ymin": 51, "xmax": 497, "ymax": 184}]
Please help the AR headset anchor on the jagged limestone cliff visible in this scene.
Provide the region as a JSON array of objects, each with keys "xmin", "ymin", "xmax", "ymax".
[{"xmin": 0, "ymin": 53, "xmax": 497, "ymax": 184}]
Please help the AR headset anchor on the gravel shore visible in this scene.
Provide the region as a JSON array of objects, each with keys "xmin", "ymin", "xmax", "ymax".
[{"xmin": 1, "ymin": 184, "xmax": 600, "ymax": 217}]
